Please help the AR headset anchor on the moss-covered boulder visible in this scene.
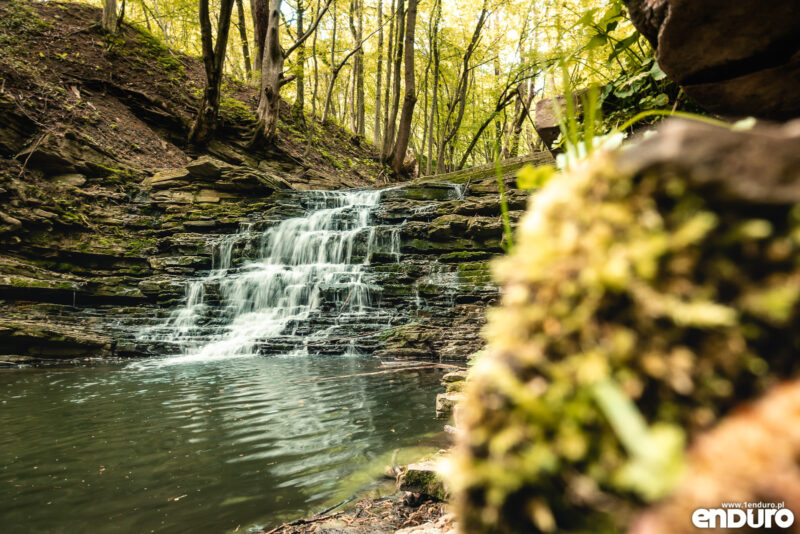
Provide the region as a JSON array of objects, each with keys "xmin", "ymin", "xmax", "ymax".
[
  {"xmin": 450, "ymin": 119, "xmax": 800, "ymax": 534},
  {"xmin": 399, "ymin": 461, "xmax": 448, "ymax": 501}
]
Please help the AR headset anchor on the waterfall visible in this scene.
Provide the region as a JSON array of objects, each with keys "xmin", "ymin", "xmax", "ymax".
[{"xmin": 140, "ymin": 189, "xmax": 401, "ymax": 363}]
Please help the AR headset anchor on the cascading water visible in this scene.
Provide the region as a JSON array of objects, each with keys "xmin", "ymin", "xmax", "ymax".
[{"xmin": 140, "ymin": 189, "xmax": 402, "ymax": 363}]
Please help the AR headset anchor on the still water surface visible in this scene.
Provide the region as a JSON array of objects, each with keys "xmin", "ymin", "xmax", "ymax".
[{"xmin": 0, "ymin": 356, "xmax": 444, "ymax": 533}]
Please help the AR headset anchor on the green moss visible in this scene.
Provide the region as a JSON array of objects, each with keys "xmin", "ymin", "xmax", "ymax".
[
  {"xmin": 6, "ymin": 276, "xmax": 74, "ymax": 291},
  {"xmin": 0, "ymin": 1, "xmax": 50, "ymax": 34},
  {"xmin": 132, "ymin": 26, "xmax": 184, "ymax": 75},
  {"xmin": 440, "ymin": 251, "xmax": 494, "ymax": 262},
  {"xmin": 219, "ymin": 96, "xmax": 257, "ymax": 124},
  {"xmin": 453, "ymin": 147, "xmax": 800, "ymax": 534},
  {"xmin": 401, "ymin": 465, "xmax": 447, "ymax": 501}
]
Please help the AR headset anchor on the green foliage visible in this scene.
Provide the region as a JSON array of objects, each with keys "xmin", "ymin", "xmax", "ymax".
[{"xmin": 219, "ymin": 96, "xmax": 257, "ymax": 124}]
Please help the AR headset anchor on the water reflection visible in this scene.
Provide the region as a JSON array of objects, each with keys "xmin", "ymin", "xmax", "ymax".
[{"xmin": 0, "ymin": 356, "xmax": 444, "ymax": 533}]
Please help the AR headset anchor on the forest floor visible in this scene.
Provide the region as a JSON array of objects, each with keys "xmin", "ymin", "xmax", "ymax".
[{"xmin": 0, "ymin": 0, "xmax": 385, "ymax": 189}]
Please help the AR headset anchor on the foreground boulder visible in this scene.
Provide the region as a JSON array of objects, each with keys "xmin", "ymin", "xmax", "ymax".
[
  {"xmin": 629, "ymin": 380, "xmax": 800, "ymax": 534},
  {"xmin": 624, "ymin": 0, "xmax": 800, "ymax": 119},
  {"xmin": 451, "ymin": 119, "xmax": 800, "ymax": 533},
  {"xmin": 399, "ymin": 461, "xmax": 448, "ymax": 501}
]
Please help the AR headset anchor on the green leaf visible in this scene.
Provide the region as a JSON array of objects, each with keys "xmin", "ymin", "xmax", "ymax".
[
  {"xmin": 608, "ymin": 32, "xmax": 640, "ymax": 62},
  {"xmin": 587, "ymin": 34, "xmax": 607, "ymax": 50},
  {"xmin": 592, "ymin": 380, "xmax": 686, "ymax": 502},
  {"xmin": 599, "ymin": 3, "xmax": 623, "ymax": 24},
  {"xmin": 517, "ymin": 164, "xmax": 557, "ymax": 190},
  {"xmin": 614, "ymin": 78, "xmax": 645, "ymax": 99},
  {"xmin": 649, "ymin": 61, "xmax": 667, "ymax": 81},
  {"xmin": 652, "ymin": 93, "xmax": 669, "ymax": 107},
  {"xmin": 577, "ymin": 8, "xmax": 597, "ymax": 26}
]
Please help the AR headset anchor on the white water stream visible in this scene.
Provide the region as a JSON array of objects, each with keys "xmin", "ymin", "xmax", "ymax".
[{"xmin": 140, "ymin": 189, "xmax": 400, "ymax": 364}]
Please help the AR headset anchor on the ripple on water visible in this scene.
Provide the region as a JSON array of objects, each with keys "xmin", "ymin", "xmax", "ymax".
[{"xmin": 0, "ymin": 356, "xmax": 445, "ymax": 534}]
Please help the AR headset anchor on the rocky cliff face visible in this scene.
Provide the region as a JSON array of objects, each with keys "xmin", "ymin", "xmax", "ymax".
[{"xmin": 0, "ymin": 148, "xmax": 553, "ymax": 363}]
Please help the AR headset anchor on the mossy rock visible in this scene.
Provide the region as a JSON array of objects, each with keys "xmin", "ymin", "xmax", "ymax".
[
  {"xmin": 399, "ymin": 461, "xmax": 448, "ymax": 501},
  {"xmin": 451, "ymin": 120, "xmax": 800, "ymax": 534}
]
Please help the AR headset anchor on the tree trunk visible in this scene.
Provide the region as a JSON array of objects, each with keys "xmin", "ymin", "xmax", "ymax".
[
  {"xmin": 343, "ymin": 63, "xmax": 352, "ymax": 126},
  {"xmin": 250, "ymin": 0, "xmax": 267, "ymax": 72},
  {"xmin": 390, "ymin": 0, "xmax": 416, "ymax": 175},
  {"xmin": 425, "ymin": 0, "xmax": 440, "ymax": 175},
  {"xmin": 348, "ymin": 0, "xmax": 357, "ymax": 131},
  {"xmin": 322, "ymin": 0, "xmax": 337, "ymax": 123},
  {"xmin": 305, "ymin": 24, "xmax": 319, "ymax": 156},
  {"xmin": 236, "ymin": 0, "xmax": 252, "ymax": 79},
  {"xmin": 102, "ymin": 0, "xmax": 118, "ymax": 33},
  {"xmin": 420, "ymin": 58, "xmax": 429, "ymax": 169},
  {"xmin": 381, "ymin": 0, "xmax": 396, "ymax": 155},
  {"xmin": 189, "ymin": 0, "xmax": 236, "ymax": 145},
  {"xmin": 355, "ymin": 0, "xmax": 365, "ymax": 136},
  {"xmin": 254, "ymin": 0, "xmax": 284, "ymax": 143},
  {"xmin": 381, "ymin": 0, "xmax": 404, "ymax": 161},
  {"xmin": 293, "ymin": 0, "xmax": 305, "ymax": 118},
  {"xmin": 372, "ymin": 0, "xmax": 383, "ymax": 147},
  {"xmin": 509, "ymin": 80, "xmax": 535, "ymax": 157},
  {"xmin": 253, "ymin": 0, "xmax": 332, "ymax": 144}
]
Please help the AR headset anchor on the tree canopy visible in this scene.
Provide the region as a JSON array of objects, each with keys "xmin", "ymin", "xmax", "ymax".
[{"xmin": 92, "ymin": 0, "xmax": 675, "ymax": 175}]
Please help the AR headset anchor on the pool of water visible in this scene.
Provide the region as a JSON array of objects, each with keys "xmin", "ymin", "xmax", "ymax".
[{"xmin": 0, "ymin": 355, "xmax": 445, "ymax": 533}]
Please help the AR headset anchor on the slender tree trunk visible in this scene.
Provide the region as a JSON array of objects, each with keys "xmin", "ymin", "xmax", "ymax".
[
  {"xmin": 381, "ymin": 0, "xmax": 404, "ymax": 160},
  {"xmin": 190, "ymin": 0, "xmax": 236, "ymax": 145},
  {"xmin": 322, "ymin": 0, "xmax": 337, "ymax": 122},
  {"xmin": 102, "ymin": 0, "xmax": 118, "ymax": 33},
  {"xmin": 348, "ymin": 0, "xmax": 357, "ymax": 131},
  {"xmin": 493, "ymin": 51, "xmax": 502, "ymax": 159},
  {"xmin": 425, "ymin": 0, "xmax": 439, "ymax": 175},
  {"xmin": 509, "ymin": 80, "xmax": 535, "ymax": 157},
  {"xmin": 390, "ymin": 0, "xmax": 416, "ymax": 174},
  {"xmin": 305, "ymin": 25, "xmax": 319, "ymax": 155},
  {"xmin": 355, "ymin": 0, "xmax": 365, "ymax": 136},
  {"xmin": 116, "ymin": 0, "xmax": 126, "ymax": 28},
  {"xmin": 372, "ymin": 0, "xmax": 383, "ymax": 146},
  {"xmin": 344, "ymin": 64, "xmax": 352, "ymax": 126},
  {"xmin": 312, "ymin": 27, "xmax": 319, "ymax": 120},
  {"xmin": 381, "ymin": 0, "xmax": 396, "ymax": 153},
  {"xmin": 236, "ymin": 0, "xmax": 252, "ymax": 79},
  {"xmin": 420, "ymin": 59, "xmax": 429, "ymax": 168},
  {"xmin": 293, "ymin": 0, "xmax": 305, "ymax": 119},
  {"xmin": 140, "ymin": 0, "xmax": 152, "ymax": 31}
]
